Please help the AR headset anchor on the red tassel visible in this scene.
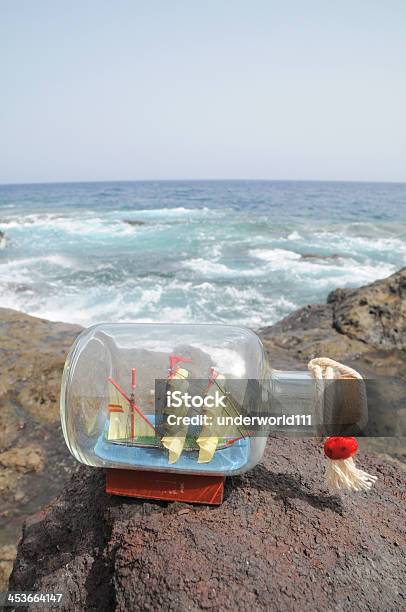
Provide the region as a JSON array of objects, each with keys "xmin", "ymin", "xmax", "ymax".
[
  {"xmin": 323, "ymin": 437, "xmax": 377, "ymax": 491},
  {"xmin": 324, "ymin": 436, "xmax": 358, "ymax": 460}
]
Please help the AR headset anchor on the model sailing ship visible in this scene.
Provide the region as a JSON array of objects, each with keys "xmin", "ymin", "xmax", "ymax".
[{"xmin": 106, "ymin": 354, "xmax": 246, "ymax": 464}]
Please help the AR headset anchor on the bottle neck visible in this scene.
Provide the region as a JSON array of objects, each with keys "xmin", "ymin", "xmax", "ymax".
[
  {"xmin": 268, "ymin": 368, "xmax": 367, "ymax": 436},
  {"xmin": 269, "ymin": 369, "xmax": 318, "ymax": 433}
]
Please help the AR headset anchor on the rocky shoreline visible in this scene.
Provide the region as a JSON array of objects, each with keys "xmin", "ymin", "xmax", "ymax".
[
  {"xmin": 1, "ymin": 268, "xmax": 405, "ymax": 604},
  {"xmin": 0, "ymin": 312, "xmax": 81, "ymax": 589}
]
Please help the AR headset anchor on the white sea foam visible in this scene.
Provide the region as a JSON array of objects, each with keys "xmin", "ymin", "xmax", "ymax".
[
  {"xmin": 0, "ymin": 213, "xmax": 68, "ymax": 229},
  {"xmin": 300, "ymin": 260, "xmax": 396, "ymax": 288},
  {"xmin": 0, "ymin": 213, "xmax": 147, "ymax": 238},
  {"xmin": 250, "ymin": 248, "xmax": 301, "ymax": 264},
  {"xmin": 182, "ymin": 258, "xmax": 232, "ymax": 275},
  {"xmin": 0, "ymin": 254, "xmax": 76, "ymax": 271},
  {"xmin": 129, "ymin": 287, "xmax": 163, "ymax": 315},
  {"xmin": 183, "ymin": 258, "xmax": 274, "ymax": 279},
  {"xmin": 26, "ymin": 292, "xmax": 126, "ymax": 327},
  {"xmin": 313, "ymin": 231, "xmax": 406, "ymax": 256},
  {"xmin": 224, "ymin": 286, "xmax": 264, "ymax": 301},
  {"xmin": 128, "ymin": 206, "xmax": 211, "ymax": 218},
  {"xmin": 120, "ymin": 305, "xmax": 195, "ymax": 325},
  {"xmin": 184, "ymin": 250, "xmax": 306, "ymax": 278},
  {"xmin": 288, "ymin": 230, "xmax": 301, "ymax": 240},
  {"xmin": 208, "ymin": 243, "xmax": 223, "ymax": 259},
  {"xmin": 189, "ymin": 345, "xmax": 246, "ymax": 377},
  {"xmin": 0, "ymin": 266, "xmax": 296, "ymax": 330}
]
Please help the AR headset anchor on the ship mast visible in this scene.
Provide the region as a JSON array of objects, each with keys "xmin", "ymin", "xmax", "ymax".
[{"xmin": 130, "ymin": 367, "xmax": 136, "ymax": 441}]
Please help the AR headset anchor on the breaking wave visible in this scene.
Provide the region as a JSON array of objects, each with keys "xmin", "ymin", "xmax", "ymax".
[{"xmin": 0, "ymin": 180, "xmax": 404, "ymax": 328}]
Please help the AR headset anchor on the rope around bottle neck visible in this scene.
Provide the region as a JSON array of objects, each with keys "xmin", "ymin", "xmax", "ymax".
[
  {"xmin": 307, "ymin": 357, "xmax": 377, "ymax": 492},
  {"xmin": 308, "ymin": 356, "xmax": 363, "ymax": 380}
]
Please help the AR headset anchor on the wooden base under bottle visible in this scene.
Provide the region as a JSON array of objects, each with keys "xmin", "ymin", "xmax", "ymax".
[{"xmin": 106, "ymin": 468, "xmax": 224, "ymax": 505}]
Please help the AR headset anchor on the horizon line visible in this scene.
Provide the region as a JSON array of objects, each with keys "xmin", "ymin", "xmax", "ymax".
[{"xmin": 1, "ymin": 177, "xmax": 406, "ymax": 188}]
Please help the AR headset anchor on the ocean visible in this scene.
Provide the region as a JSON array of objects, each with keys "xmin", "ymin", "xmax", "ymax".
[{"xmin": 0, "ymin": 180, "xmax": 405, "ymax": 328}]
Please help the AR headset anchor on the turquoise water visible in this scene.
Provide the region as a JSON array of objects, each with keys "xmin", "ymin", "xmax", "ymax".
[{"xmin": 0, "ymin": 180, "xmax": 405, "ymax": 328}]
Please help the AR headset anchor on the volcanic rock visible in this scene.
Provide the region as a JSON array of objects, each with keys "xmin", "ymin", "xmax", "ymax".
[
  {"xmin": 259, "ymin": 267, "xmax": 406, "ymax": 376},
  {"xmin": 300, "ymin": 252, "xmax": 344, "ymax": 260},
  {"xmin": 123, "ymin": 219, "xmax": 146, "ymax": 226},
  {"xmin": 328, "ymin": 267, "xmax": 406, "ymax": 350},
  {"xmin": 8, "ymin": 441, "xmax": 406, "ymax": 611},
  {"xmin": 0, "ymin": 308, "xmax": 81, "ymax": 589},
  {"xmin": 3, "ymin": 268, "xmax": 406, "ymax": 603}
]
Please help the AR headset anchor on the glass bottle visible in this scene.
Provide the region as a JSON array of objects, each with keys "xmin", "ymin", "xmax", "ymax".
[{"xmin": 60, "ymin": 323, "xmax": 352, "ymax": 476}]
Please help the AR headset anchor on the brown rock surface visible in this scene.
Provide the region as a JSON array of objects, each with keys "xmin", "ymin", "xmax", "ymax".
[
  {"xmin": 0, "ymin": 444, "xmax": 45, "ymax": 473},
  {"xmin": 8, "ymin": 441, "xmax": 406, "ymax": 611},
  {"xmin": 0, "ymin": 545, "xmax": 16, "ymax": 593},
  {"xmin": 329, "ymin": 267, "xmax": 406, "ymax": 350},
  {"xmin": 0, "ymin": 308, "xmax": 81, "ymax": 589},
  {"xmin": 3, "ymin": 268, "xmax": 406, "ymax": 604},
  {"xmin": 259, "ymin": 267, "xmax": 406, "ymax": 378}
]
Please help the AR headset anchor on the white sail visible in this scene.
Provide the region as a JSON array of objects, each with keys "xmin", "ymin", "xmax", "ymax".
[
  {"xmin": 197, "ymin": 374, "xmax": 226, "ymax": 463},
  {"xmin": 107, "ymin": 380, "xmax": 129, "ymax": 441},
  {"xmin": 161, "ymin": 367, "xmax": 189, "ymax": 463}
]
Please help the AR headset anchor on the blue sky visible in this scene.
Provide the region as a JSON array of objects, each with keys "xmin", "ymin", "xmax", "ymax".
[{"xmin": 1, "ymin": 1, "xmax": 405, "ymax": 183}]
